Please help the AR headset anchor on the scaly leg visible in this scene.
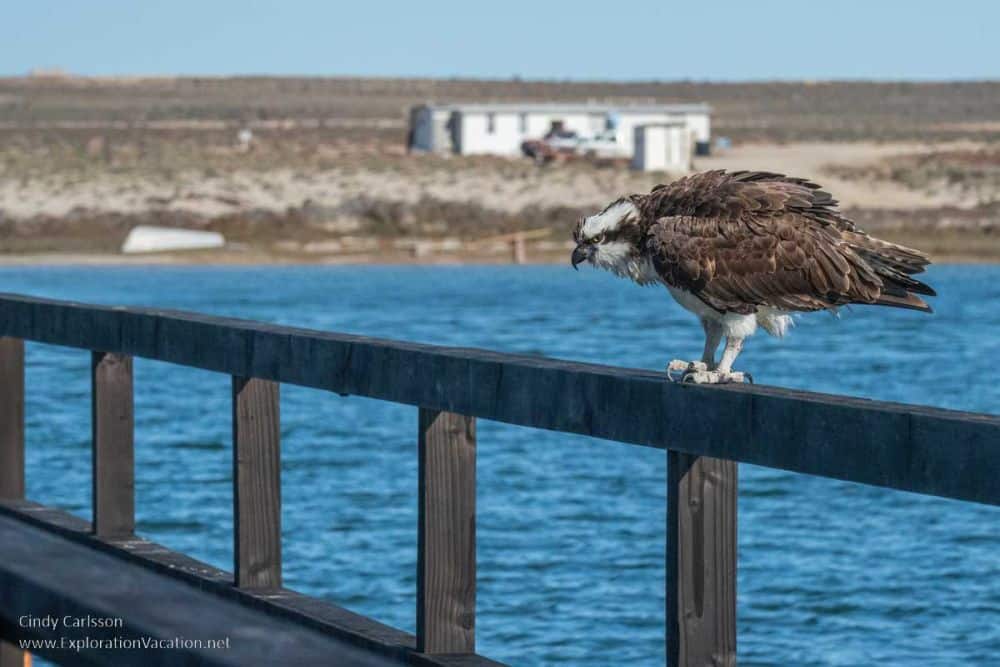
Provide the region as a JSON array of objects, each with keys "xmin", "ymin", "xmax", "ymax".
[
  {"xmin": 679, "ymin": 336, "xmax": 751, "ymax": 384},
  {"xmin": 666, "ymin": 320, "xmax": 724, "ymax": 381},
  {"xmin": 701, "ymin": 320, "xmax": 723, "ymax": 369},
  {"xmin": 716, "ymin": 336, "xmax": 743, "ymax": 373}
]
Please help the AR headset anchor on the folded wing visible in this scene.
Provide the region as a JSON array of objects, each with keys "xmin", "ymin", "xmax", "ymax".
[{"xmin": 641, "ymin": 171, "xmax": 935, "ymax": 314}]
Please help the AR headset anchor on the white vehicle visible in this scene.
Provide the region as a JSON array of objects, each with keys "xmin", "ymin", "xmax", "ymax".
[
  {"xmin": 574, "ymin": 131, "xmax": 630, "ymax": 159},
  {"xmin": 521, "ymin": 129, "xmax": 628, "ymax": 163}
]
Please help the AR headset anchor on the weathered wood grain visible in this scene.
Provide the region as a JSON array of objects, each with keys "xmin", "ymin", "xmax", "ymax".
[
  {"xmin": 233, "ymin": 376, "xmax": 281, "ymax": 589},
  {"xmin": 0, "ymin": 293, "xmax": 998, "ymax": 505},
  {"xmin": 91, "ymin": 351, "xmax": 135, "ymax": 537},
  {"xmin": 418, "ymin": 409, "xmax": 476, "ymax": 654},
  {"xmin": 0, "ymin": 338, "xmax": 24, "ymax": 501},
  {"xmin": 666, "ymin": 452, "xmax": 737, "ymax": 667}
]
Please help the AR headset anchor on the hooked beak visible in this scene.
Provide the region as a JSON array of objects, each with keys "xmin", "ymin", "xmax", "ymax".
[{"xmin": 571, "ymin": 244, "xmax": 590, "ymax": 270}]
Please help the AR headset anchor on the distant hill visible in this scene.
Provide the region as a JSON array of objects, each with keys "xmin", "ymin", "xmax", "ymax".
[{"xmin": 2, "ymin": 76, "xmax": 1000, "ymax": 142}]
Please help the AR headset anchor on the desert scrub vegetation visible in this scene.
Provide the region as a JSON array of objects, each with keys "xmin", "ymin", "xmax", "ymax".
[{"xmin": 825, "ymin": 148, "xmax": 1000, "ymax": 204}]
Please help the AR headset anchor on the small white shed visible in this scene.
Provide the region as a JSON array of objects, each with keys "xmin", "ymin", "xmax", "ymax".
[
  {"xmin": 408, "ymin": 106, "xmax": 455, "ymax": 153},
  {"xmin": 632, "ymin": 124, "xmax": 692, "ymax": 173}
]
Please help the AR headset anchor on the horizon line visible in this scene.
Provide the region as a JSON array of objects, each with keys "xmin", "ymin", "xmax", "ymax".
[{"xmin": 3, "ymin": 71, "xmax": 999, "ymax": 85}]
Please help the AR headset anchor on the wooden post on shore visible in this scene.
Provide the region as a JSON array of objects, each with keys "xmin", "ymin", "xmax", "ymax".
[
  {"xmin": 472, "ymin": 228, "xmax": 548, "ymax": 264},
  {"xmin": 666, "ymin": 451, "xmax": 737, "ymax": 667},
  {"xmin": 511, "ymin": 233, "xmax": 527, "ymax": 264}
]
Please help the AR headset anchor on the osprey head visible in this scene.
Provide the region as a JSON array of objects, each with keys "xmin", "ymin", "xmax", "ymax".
[{"xmin": 571, "ymin": 197, "xmax": 643, "ymax": 276}]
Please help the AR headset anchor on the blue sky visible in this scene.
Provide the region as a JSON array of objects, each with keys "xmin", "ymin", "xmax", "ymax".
[{"xmin": 3, "ymin": 1, "xmax": 998, "ymax": 80}]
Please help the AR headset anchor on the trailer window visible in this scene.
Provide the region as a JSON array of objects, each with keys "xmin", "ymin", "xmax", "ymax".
[{"xmin": 487, "ymin": 113, "xmax": 496, "ymax": 133}]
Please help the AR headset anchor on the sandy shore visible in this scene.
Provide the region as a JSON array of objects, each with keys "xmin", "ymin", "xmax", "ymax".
[
  {"xmin": 1, "ymin": 141, "xmax": 986, "ymax": 221},
  {"xmin": 2, "ymin": 127, "xmax": 998, "ymax": 263}
]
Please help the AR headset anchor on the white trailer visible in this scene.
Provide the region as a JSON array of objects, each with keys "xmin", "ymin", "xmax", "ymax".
[{"xmin": 408, "ymin": 103, "xmax": 711, "ymax": 157}]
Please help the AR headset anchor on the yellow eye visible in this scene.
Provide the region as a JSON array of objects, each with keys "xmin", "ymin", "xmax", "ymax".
[{"xmin": 591, "ymin": 233, "xmax": 605, "ymax": 244}]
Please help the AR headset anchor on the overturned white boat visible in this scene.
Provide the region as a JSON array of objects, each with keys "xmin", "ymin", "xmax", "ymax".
[{"xmin": 121, "ymin": 226, "xmax": 226, "ymax": 254}]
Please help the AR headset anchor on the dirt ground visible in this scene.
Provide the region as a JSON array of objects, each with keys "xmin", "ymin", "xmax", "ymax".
[{"xmin": 0, "ymin": 140, "xmax": 988, "ymax": 219}]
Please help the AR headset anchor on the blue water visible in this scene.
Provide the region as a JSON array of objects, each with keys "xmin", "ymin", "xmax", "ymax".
[{"xmin": 3, "ymin": 265, "xmax": 999, "ymax": 667}]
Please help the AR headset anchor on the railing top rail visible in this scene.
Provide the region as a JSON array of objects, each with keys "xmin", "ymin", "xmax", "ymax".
[{"xmin": 1, "ymin": 292, "xmax": 998, "ymax": 505}]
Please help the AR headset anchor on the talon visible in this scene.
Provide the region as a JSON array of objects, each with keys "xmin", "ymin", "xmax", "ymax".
[
  {"xmin": 717, "ymin": 371, "xmax": 747, "ymax": 384},
  {"xmin": 681, "ymin": 370, "xmax": 717, "ymax": 384},
  {"xmin": 666, "ymin": 360, "xmax": 707, "ymax": 383},
  {"xmin": 674, "ymin": 369, "xmax": 751, "ymax": 385}
]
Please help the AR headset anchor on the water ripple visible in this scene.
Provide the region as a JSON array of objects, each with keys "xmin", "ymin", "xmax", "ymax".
[{"xmin": 3, "ymin": 264, "xmax": 998, "ymax": 667}]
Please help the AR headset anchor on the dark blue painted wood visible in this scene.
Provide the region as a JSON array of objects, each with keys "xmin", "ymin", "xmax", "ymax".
[{"xmin": 1, "ymin": 292, "xmax": 996, "ymax": 505}]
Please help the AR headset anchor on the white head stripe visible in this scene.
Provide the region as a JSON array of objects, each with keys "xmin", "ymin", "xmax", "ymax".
[{"xmin": 580, "ymin": 200, "xmax": 637, "ymax": 239}]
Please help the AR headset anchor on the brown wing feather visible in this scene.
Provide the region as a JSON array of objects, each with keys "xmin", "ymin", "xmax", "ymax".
[{"xmin": 640, "ymin": 171, "xmax": 935, "ymax": 314}]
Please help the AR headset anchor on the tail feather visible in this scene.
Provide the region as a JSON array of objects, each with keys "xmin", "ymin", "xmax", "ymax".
[
  {"xmin": 847, "ymin": 233, "xmax": 932, "ymax": 275},
  {"xmin": 875, "ymin": 291, "xmax": 933, "ymax": 313},
  {"xmin": 866, "ymin": 259, "xmax": 937, "ymax": 296},
  {"xmin": 848, "ymin": 234, "xmax": 937, "ymax": 310}
]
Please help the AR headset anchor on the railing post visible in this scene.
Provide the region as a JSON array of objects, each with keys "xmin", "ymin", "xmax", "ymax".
[
  {"xmin": 91, "ymin": 351, "xmax": 135, "ymax": 538},
  {"xmin": 666, "ymin": 451, "xmax": 737, "ymax": 667},
  {"xmin": 0, "ymin": 642, "xmax": 29, "ymax": 667},
  {"xmin": 417, "ymin": 408, "xmax": 476, "ymax": 654},
  {"xmin": 0, "ymin": 338, "xmax": 25, "ymax": 500},
  {"xmin": 232, "ymin": 376, "xmax": 281, "ymax": 589},
  {"xmin": 0, "ymin": 339, "xmax": 26, "ymax": 667}
]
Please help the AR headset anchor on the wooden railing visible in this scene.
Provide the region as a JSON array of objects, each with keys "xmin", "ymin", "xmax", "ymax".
[{"xmin": 0, "ymin": 292, "xmax": 998, "ymax": 666}]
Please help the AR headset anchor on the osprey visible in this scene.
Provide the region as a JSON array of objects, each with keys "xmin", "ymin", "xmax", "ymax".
[{"xmin": 571, "ymin": 170, "xmax": 936, "ymax": 384}]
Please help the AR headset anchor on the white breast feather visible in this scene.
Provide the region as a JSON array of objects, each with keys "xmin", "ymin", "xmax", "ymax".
[
  {"xmin": 667, "ymin": 287, "xmax": 793, "ymax": 339},
  {"xmin": 592, "ymin": 241, "xmax": 660, "ymax": 285},
  {"xmin": 666, "ymin": 286, "xmax": 758, "ymax": 338}
]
